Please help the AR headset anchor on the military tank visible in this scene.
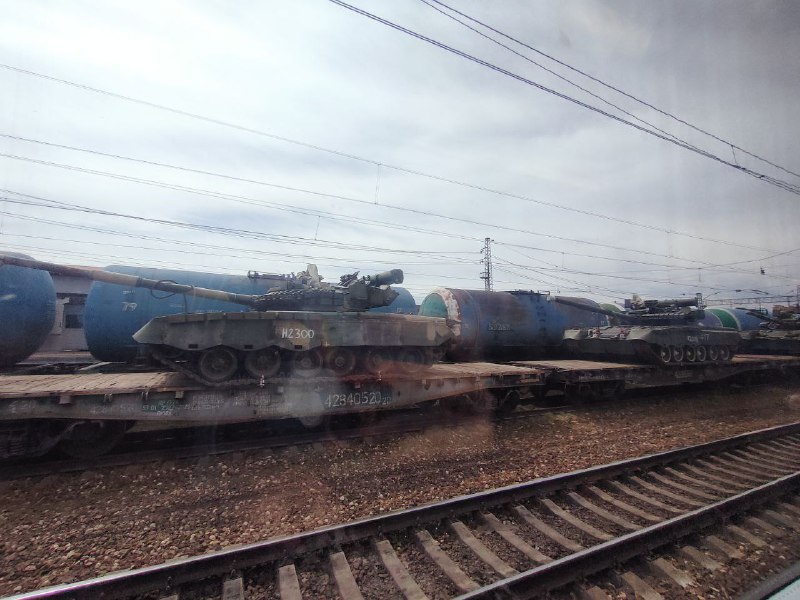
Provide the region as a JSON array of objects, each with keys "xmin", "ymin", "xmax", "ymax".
[
  {"xmin": 738, "ymin": 310, "xmax": 800, "ymax": 355},
  {"xmin": 0, "ymin": 255, "xmax": 454, "ymax": 385},
  {"xmin": 555, "ymin": 296, "xmax": 740, "ymax": 365}
]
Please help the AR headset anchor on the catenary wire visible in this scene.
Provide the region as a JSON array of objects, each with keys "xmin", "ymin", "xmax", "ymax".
[
  {"xmin": 0, "ymin": 154, "xmax": 772, "ymax": 270},
  {"xmin": 425, "ymin": 0, "xmax": 800, "ymax": 182},
  {"xmin": 0, "ymin": 133, "xmax": 783, "ymax": 256},
  {"xmin": 327, "ymin": 0, "xmax": 800, "ymax": 196}
]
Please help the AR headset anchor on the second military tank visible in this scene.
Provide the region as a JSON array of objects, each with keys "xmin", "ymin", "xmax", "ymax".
[
  {"xmin": 0, "ymin": 255, "xmax": 454, "ymax": 385},
  {"xmin": 556, "ymin": 295, "xmax": 741, "ymax": 365},
  {"xmin": 737, "ymin": 309, "xmax": 800, "ymax": 356}
]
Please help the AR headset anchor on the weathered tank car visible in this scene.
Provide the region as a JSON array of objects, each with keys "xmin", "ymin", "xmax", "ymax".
[
  {"xmin": 556, "ymin": 297, "xmax": 740, "ymax": 365},
  {"xmin": 0, "ymin": 255, "xmax": 453, "ymax": 385},
  {"xmin": 0, "ymin": 252, "xmax": 57, "ymax": 367},
  {"xmin": 418, "ymin": 288, "xmax": 606, "ymax": 361}
]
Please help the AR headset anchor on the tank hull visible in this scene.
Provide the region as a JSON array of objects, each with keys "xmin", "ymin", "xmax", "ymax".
[
  {"xmin": 562, "ymin": 325, "xmax": 741, "ymax": 365},
  {"xmin": 418, "ymin": 288, "xmax": 605, "ymax": 361},
  {"xmin": 134, "ymin": 311, "xmax": 454, "ymax": 383},
  {"xmin": 739, "ymin": 330, "xmax": 800, "ymax": 355},
  {"xmin": 0, "ymin": 252, "xmax": 56, "ymax": 366}
]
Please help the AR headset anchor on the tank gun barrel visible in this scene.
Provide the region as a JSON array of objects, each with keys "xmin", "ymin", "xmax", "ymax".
[
  {"xmin": 553, "ymin": 297, "xmax": 627, "ymax": 320},
  {"xmin": 554, "ymin": 295, "xmax": 702, "ymax": 325},
  {"xmin": 0, "ymin": 254, "xmax": 260, "ymax": 307},
  {"xmin": 365, "ymin": 269, "xmax": 404, "ymax": 287},
  {"xmin": 0, "ymin": 254, "xmax": 404, "ymax": 312}
]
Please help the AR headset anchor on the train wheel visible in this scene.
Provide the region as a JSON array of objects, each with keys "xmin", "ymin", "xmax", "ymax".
[
  {"xmin": 684, "ymin": 345, "xmax": 697, "ymax": 362},
  {"xmin": 658, "ymin": 345, "xmax": 672, "ymax": 364},
  {"xmin": 719, "ymin": 346, "xmax": 732, "ymax": 361},
  {"xmin": 708, "ymin": 345, "xmax": 720, "ymax": 361},
  {"xmin": 57, "ymin": 420, "xmax": 129, "ymax": 459},
  {"xmin": 695, "ymin": 345, "xmax": 708, "ymax": 363},
  {"xmin": 397, "ymin": 348, "xmax": 427, "ymax": 374},
  {"xmin": 298, "ymin": 414, "xmax": 329, "ymax": 430},
  {"xmin": 197, "ymin": 346, "xmax": 239, "ymax": 382},
  {"xmin": 244, "ymin": 347, "xmax": 282, "ymax": 378},
  {"xmin": 293, "ymin": 349, "xmax": 324, "ymax": 378},
  {"xmin": 495, "ymin": 390, "xmax": 520, "ymax": 416},
  {"xmin": 670, "ymin": 345, "xmax": 685, "ymax": 363},
  {"xmin": 325, "ymin": 348, "xmax": 357, "ymax": 377}
]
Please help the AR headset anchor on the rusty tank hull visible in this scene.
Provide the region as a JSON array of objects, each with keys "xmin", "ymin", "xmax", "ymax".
[{"xmin": 561, "ymin": 325, "xmax": 740, "ymax": 365}]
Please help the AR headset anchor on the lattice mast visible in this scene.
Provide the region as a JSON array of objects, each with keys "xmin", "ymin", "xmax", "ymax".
[{"xmin": 480, "ymin": 237, "xmax": 494, "ymax": 292}]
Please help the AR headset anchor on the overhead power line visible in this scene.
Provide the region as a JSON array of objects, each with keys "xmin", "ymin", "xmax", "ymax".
[
  {"xmin": 425, "ymin": 0, "xmax": 800, "ymax": 182},
  {"xmin": 0, "ymin": 133, "xmax": 781, "ymax": 256},
  {"xmin": 0, "ymin": 63, "xmax": 792, "ymax": 248},
  {"xmin": 327, "ymin": 0, "xmax": 800, "ymax": 197},
  {"xmin": 0, "ymin": 154, "xmax": 742, "ymax": 268}
]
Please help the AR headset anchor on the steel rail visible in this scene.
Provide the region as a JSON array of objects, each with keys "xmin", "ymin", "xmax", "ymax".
[
  {"xmin": 8, "ymin": 420, "xmax": 800, "ymax": 600},
  {"xmin": 457, "ymin": 471, "xmax": 800, "ymax": 599}
]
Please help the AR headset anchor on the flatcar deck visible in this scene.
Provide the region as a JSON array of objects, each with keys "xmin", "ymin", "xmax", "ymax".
[
  {"xmin": 0, "ymin": 356, "xmax": 797, "ymax": 425},
  {"xmin": 514, "ymin": 354, "xmax": 800, "ymax": 387},
  {"xmin": 0, "ymin": 362, "xmax": 545, "ymax": 423}
]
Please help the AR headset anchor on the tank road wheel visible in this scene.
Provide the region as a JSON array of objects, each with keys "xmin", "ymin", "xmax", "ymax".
[
  {"xmin": 695, "ymin": 345, "xmax": 708, "ymax": 363},
  {"xmin": 658, "ymin": 345, "xmax": 672, "ymax": 364},
  {"xmin": 325, "ymin": 348, "xmax": 357, "ymax": 377},
  {"xmin": 244, "ymin": 347, "xmax": 282, "ymax": 379},
  {"xmin": 708, "ymin": 345, "xmax": 720, "ymax": 361},
  {"xmin": 397, "ymin": 348, "xmax": 427, "ymax": 374},
  {"xmin": 363, "ymin": 348, "xmax": 392, "ymax": 375},
  {"xmin": 293, "ymin": 349, "xmax": 324, "ymax": 378},
  {"xmin": 670, "ymin": 345, "xmax": 685, "ymax": 363},
  {"xmin": 719, "ymin": 345, "xmax": 732, "ymax": 361},
  {"xmin": 684, "ymin": 345, "xmax": 697, "ymax": 362},
  {"xmin": 197, "ymin": 346, "xmax": 239, "ymax": 382}
]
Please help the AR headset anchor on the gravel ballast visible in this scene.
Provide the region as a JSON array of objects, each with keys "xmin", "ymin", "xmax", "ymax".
[{"xmin": 2, "ymin": 383, "xmax": 800, "ymax": 596}]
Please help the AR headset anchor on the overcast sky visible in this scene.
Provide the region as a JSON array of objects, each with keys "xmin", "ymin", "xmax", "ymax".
[{"xmin": 1, "ymin": 0, "xmax": 798, "ymax": 305}]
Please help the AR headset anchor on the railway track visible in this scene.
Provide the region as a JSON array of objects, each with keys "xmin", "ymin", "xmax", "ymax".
[{"xmin": 11, "ymin": 421, "xmax": 800, "ymax": 600}]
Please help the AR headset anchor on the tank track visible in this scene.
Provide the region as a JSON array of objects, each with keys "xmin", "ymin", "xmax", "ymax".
[{"xmin": 148, "ymin": 345, "xmax": 262, "ymax": 389}]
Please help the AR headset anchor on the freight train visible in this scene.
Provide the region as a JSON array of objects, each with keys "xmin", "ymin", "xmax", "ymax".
[{"xmin": 2, "ymin": 253, "xmax": 799, "ymax": 460}]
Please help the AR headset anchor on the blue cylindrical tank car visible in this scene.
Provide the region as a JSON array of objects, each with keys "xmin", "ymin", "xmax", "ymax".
[
  {"xmin": 0, "ymin": 252, "xmax": 56, "ymax": 367},
  {"xmin": 419, "ymin": 288, "xmax": 606, "ymax": 361}
]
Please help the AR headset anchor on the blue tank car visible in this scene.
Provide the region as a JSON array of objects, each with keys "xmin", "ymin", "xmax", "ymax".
[
  {"xmin": 84, "ymin": 266, "xmax": 292, "ymax": 362},
  {"xmin": 419, "ymin": 288, "xmax": 605, "ymax": 361},
  {"xmin": 0, "ymin": 252, "xmax": 56, "ymax": 366}
]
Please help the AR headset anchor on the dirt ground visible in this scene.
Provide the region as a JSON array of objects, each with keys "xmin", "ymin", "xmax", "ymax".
[{"xmin": 2, "ymin": 382, "xmax": 800, "ymax": 596}]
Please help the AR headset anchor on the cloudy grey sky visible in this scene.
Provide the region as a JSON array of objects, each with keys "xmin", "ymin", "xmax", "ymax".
[{"xmin": 1, "ymin": 0, "xmax": 798, "ymax": 305}]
